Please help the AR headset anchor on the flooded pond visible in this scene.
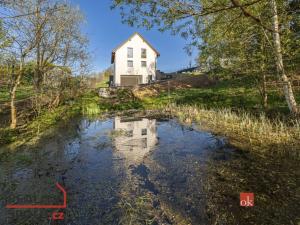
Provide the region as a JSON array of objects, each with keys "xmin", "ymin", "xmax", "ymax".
[{"xmin": 0, "ymin": 116, "xmax": 299, "ymax": 225}]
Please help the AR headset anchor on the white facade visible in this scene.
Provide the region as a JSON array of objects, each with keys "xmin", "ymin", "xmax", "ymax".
[
  {"xmin": 111, "ymin": 33, "xmax": 160, "ymax": 86},
  {"xmin": 113, "ymin": 117, "xmax": 158, "ymax": 165}
]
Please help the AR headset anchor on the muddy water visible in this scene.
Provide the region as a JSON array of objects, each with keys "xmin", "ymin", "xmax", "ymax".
[{"xmin": 0, "ymin": 116, "xmax": 299, "ymax": 225}]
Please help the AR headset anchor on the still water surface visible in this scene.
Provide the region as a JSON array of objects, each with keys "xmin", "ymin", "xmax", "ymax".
[{"xmin": 0, "ymin": 116, "xmax": 298, "ymax": 225}]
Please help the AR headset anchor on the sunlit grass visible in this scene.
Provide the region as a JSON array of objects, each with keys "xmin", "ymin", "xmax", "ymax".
[
  {"xmin": 138, "ymin": 75, "xmax": 300, "ymax": 116},
  {"xmin": 166, "ymin": 104, "xmax": 300, "ymax": 156},
  {"xmin": 0, "ymin": 85, "xmax": 34, "ymax": 103}
]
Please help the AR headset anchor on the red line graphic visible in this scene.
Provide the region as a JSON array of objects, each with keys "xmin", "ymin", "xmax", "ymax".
[{"xmin": 6, "ymin": 183, "xmax": 67, "ymax": 209}]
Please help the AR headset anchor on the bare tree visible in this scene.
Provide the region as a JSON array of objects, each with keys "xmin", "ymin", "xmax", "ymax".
[
  {"xmin": 37, "ymin": 2, "xmax": 89, "ymax": 107},
  {"xmin": 1, "ymin": 2, "xmax": 40, "ymax": 128},
  {"xmin": 1, "ymin": 0, "xmax": 89, "ymax": 128}
]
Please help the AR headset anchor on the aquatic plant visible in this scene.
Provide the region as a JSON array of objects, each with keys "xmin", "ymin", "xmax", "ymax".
[
  {"xmin": 167, "ymin": 104, "xmax": 300, "ymax": 156},
  {"xmin": 82, "ymin": 102, "xmax": 101, "ymax": 115}
]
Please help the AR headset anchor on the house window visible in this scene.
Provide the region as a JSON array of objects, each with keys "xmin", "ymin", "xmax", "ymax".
[
  {"xmin": 141, "ymin": 48, "xmax": 147, "ymax": 58},
  {"xmin": 142, "ymin": 138, "xmax": 147, "ymax": 148},
  {"xmin": 127, "ymin": 130, "xmax": 133, "ymax": 137},
  {"xmin": 141, "ymin": 61, "xmax": 147, "ymax": 67},
  {"xmin": 127, "ymin": 60, "xmax": 133, "ymax": 67},
  {"xmin": 141, "ymin": 129, "xmax": 147, "ymax": 136},
  {"xmin": 127, "ymin": 47, "xmax": 133, "ymax": 58}
]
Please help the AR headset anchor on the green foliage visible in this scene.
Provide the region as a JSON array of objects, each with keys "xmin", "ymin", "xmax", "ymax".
[
  {"xmin": 140, "ymin": 75, "xmax": 300, "ymax": 117},
  {"xmin": 22, "ymin": 62, "xmax": 35, "ymax": 84},
  {"xmin": 111, "ymin": 0, "xmax": 201, "ymax": 38},
  {"xmin": 0, "ymin": 85, "xmax": 34, "ymax": 103},
  {"xmin": 94, "ymin": 68, "xmax": 112, "ymax": 88},
  {"xmin": 82, "ymin": 102, "xmax": 101, "ymax": 115},
  {"xmin": 15, "ymin": 154, "xmax": 33, "ymax": 165},
  {"xmin": 80, "ymin": 91, "xmax": 102, "ymax": 115},
  {"xmin": 27, "ymin": 104, "xmax": 80, "ymax": 134},
  {"xmin": 0, "ymin": 20, "xmax": 11, "ymax": 49},
  {"xmin": 0, "ymin": 88, "xmax": 144, "ymax": 149},
  {"xmin": 0, "ymin": 127, "xmax": 18, "ymax": 145},
  {"xmin": 100, "ymin": 88, "xmax": 144, "ymax": 111},
  {"xmin": 112, "ymin": 0, "xmax": 300, "ymax": 112},
  {"xmin": 104, "ymin": 100, "xmax": 143, "ymax": 111},
  {"xmin": 96, "ymin": 79, "xmax": 109, "ymax": 88}
]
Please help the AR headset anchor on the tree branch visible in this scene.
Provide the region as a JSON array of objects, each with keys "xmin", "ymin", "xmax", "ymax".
[
  {"xmin": 175, "ymin": 0, "xmax": 265, "ymax": 20},
  {"xmin": 230, "ymin": 0, "xmax": 273, "ymax": 32}
]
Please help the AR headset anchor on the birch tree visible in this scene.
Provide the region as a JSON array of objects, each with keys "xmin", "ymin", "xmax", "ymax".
[
  {"xmin": 270, "ymin": 0, "xmax": 298, "ymax": 113},
  {"xmin": 112, "ymin": 0, "xmax": 299, "ymax": 114}
]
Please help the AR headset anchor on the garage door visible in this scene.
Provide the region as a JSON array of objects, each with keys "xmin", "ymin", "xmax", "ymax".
[{"xmin": 120, "ymin": 75, "xmax": 142, "ymax": 86}]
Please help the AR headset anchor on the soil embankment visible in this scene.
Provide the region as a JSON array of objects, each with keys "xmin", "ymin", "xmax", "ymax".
[{"xmin": 133, "ymin": 74, "xmax": 216, "ymax": 99}]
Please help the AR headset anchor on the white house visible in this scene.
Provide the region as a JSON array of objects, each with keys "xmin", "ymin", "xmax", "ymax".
[
  {"xmin": 111, "ymin": 32, "xmax": 160, "ymax": 86},
  {"xmin": 113, "ymin": 117, "xmax": 158, "ymax": 165}
]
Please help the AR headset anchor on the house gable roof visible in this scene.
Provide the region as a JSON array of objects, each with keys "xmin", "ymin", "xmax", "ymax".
[{"xmin": 111, "ymin": 32, "xmax": 160, "ymax": 64}]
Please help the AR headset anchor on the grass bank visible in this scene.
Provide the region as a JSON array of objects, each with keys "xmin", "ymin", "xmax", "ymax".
[
  {"xmin": 0, "ymin": 91, "xmax": 98, "ymax": 150},
  {"xmin": 137, "ymin": 74, "xmax": 300, "ymax": 156},
  {"xmin": 0, "ymin": 85, "xmax": 34, "ymax": 103},
  {"xmin": 136, "ymin": 76, "xmax": 300, "ymax": 224},
  {"xmin": 139, "ymin": 75, "xmax": 300, "ymax": 117},
  {"xmin": 0, "ymin": 97, "xmax": 82, "ymax": 150},
  {"xmin": 2, "ymin": 74, "xmax": 300, "ymax": 157},
  {"xmin": 167, "ymin": 104, "xmax": 300, "ymax": 156},
  {"xmin": 0, "ymin": 88, "xmax": 144, "ymax": 151}
]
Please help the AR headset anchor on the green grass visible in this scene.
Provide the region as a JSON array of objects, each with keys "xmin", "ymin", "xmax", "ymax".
[
  {"xmin": 0, "ymin": 91, "xmax": 86, "ymax": 147},
  {"xmin": 1, "ymin": 75, "xmax": 299, "ymax": 155},
  {"xmin": 136, "ymin": 75, "xmax": 300, "ymax": 156},
  {"xmin": 0, "ymin": 89, "xmax": 143, "ymax": 148},
  {"xmin": 0, "ymin": 100, "xmax": 81, "ymax": 147},
  {"xmin": 141, "ymin": 76, "xmax": 300, "ymax": 117},
  {"xmin": 81, "ymin": 89, "xmax": 143, "ymax": 113},
  {"xmin": 0, "ymin": 85, "xmax": 34, "ymax": 103},
  {"xmin": 95, "ymin": 72, "xmax": 110, "ymax": 88},
  {"xmin": 96, "ymin": 79, "xmax": 109, "ymax": 88},
  {"xmin": 169, "ymin": 104, "xmax": 300, "ymax": 156}
]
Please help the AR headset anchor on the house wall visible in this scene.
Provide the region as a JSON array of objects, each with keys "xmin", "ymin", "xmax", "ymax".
[
  {"xmin": 114, "ymin": 34, "xmax": 158, "ymax": 86},
  {"xmin": 113, "ymin": 117, "xmax": 157, "ymax": 165}
]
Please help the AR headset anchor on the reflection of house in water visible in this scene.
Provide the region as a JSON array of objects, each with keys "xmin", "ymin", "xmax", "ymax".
[{"xmin": 113, "ymin": 117, "xmax": 157, "ymax": 164}]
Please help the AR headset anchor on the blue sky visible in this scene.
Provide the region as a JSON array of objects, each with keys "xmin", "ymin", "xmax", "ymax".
[{"xmin": 70, "ymin": 0, "xmax": 198, "ymax": 73}]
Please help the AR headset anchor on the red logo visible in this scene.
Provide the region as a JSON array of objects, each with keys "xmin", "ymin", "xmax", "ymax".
[
  {"xmin": 240, "ymin": 193, "xmax": 254, "ymax": 207},
  {"xmin": 6, "ymin": 182, "xmax": 67, "ymax": 220},
  {"xmin": 52, "ymin": 212, "xmax": 64, "ymax": 220}
]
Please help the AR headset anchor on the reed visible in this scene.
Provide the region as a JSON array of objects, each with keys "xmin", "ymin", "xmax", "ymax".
[{"xmin": 165, "ymin": 104, "xmax": 300, "ymax": 156}]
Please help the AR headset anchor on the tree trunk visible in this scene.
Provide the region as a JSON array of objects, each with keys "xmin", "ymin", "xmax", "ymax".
[
  {"xmin": 10, "ymin": 60, "xmax": 23, "ymax": 129},
  {"xmin": 260, "ymin": 36, "xmax": 268, "ymax": 109},
  {"xmin": 34, "ymin": 1, "xmax": 43, "ymax": 91},
  {"xmin": 10, "ymin": 83, "xmax": 18, "ymax": 129},
  {"xmin": 33, "ymin": 2, "xmax": 43, "ymax": 115},
  {"xmin": 262, "ymin": 72, "xmax": 268, "ymax": 109},
  {"xmin": 270, "ymin": 0, "xmax": 298, "ymax": 114}
]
